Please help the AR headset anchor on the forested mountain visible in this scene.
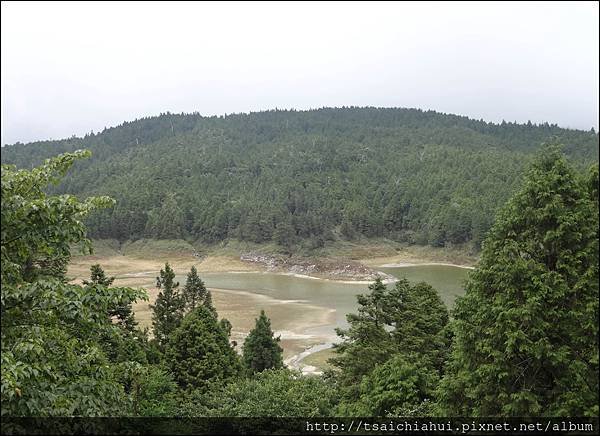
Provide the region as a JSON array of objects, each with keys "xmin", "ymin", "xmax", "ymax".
[
  {"xmin": 2, "ymin": 107, "xmax": 598, "ymax": 249},
  {"xmin": 2, "ymin": 126, "xmax": 598, "ymax": 422}
]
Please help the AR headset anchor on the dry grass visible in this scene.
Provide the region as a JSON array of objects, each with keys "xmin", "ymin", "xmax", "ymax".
[
  {"xmin": 297, "ymin": 238, "xmax": 478, "ymax": 267},
  {"xmin": 359, "ymin": 244, "xmax": 478, "ymax": 268},
  {"xmin": 69, "ymin": 254, "xmax": 257, "ymax": 282},
  {"xmin": 68, "ymin": 252, "xmax": 261, "ymax": 331}
]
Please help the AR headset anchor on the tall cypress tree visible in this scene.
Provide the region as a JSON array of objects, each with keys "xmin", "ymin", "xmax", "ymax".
[
  {"xmin": 166, "ymin": 306, "xmax": 240, "ymax": 389},
  {"xmin": 438, "ymin": 145, "xmax": 599, "ymax": 416},
  {"xmin": 203, "ymin": 289, "xmax": 218, "ymax": 318},
  {"xmin": 151, "ymin": 263, "xmax": 184, "ymax": 348},
  {"xmin": 330, "ymin": 278, "xmax": 399, "ymax": 393},
  {"xmin": 330, "ymin": 277, "xmax": 449, "ymax": 404},
  {"xmin": 242, "ymin": 310, "xmax": 283, "ymax": 373},
  {"xmin": 182, "ymin": 266, "xmax": 207, "ymax": 311}
]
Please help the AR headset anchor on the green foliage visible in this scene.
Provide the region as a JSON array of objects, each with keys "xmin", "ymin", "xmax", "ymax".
[
  {"xmin": 166, "ymin": 306, "xmax": 240, "ymax": 389},
  {"xmin": 151, "ymin": 262, "xmax": 184, "ymax": 349},
  {"xmin": 242, "ymin": 310, "xmax": 284, "ymax": 373},
  {"xmin": 98, "ymin": 324, "xmax": 151, "ymax": 365},
  {"xmin": 182, "ymin": 266, "xmax": 207, "ymax": 311},
  {"xmin": 219, "ymin": 318, "xmax": 232, "ymax": 337},
  {"xmin": 81, "ymin": 263, "xmax": 148, "ymax": 366},
  {"xmin": 330, "ymin": 277, "xmax": 450, "ymax": 401},
  {"xmin": 202, "ymin": 289, "xmax": 217, "ymax": 318},
  {"xmin": 338, "ymin": 355, "xmax": 438, "ymax": 417},
  {"xmin": 1, "ymin": 151, "xmax": 147, "ymax": 416},
  {"xmin": 330, "ymin": 278, "xmax": 398, "ymax": 395},
  {"xmin": 83, "ymin": 264, "xmax": 137, "ymax": 331},
  {"xmin": 179, "ymin": 369, "xmax": 338, "ymax": 417},
  {"xmin": 144, "ymin": 193, "xmax": 185, "ymax": 239},
  {"xmin": 83, "ymin": 263, "xmax": 115, "ymax": 286},
  {"xmin": 3, "ymin": 109, "xmax": 597, "ymax": 250},
  {"xmin": 391, "ymin": 281, "xmax": 451, "ymax": 372},
  {"xmin": 437, "ymin": 145, "xmax": 599, "ymax": 417},
  {"xmin": 116, "ymin": 363, "xmax": 179, "ymax": 416},
  {"xmin": 2, "ymin": 131, "xmax": 598, "ymax": 420},
  {"xmin": 273, "ymin": 217, "xmax": 297, "ymax": 251}
]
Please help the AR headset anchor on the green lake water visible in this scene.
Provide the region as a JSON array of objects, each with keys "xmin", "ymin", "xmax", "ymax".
[
  {"xmin": 194, "ymin": 264, "xmax": 471, "ymax": 338},
  {"xmin": 380, "ymin": 264, "xmax": 471, "ymax": 308}
]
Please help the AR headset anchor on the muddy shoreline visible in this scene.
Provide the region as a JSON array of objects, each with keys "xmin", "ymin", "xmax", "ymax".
[
  {"xmin": 239, "ymin": 252, "xmax": 396, "ymax": 282},
  {"xmin": 69, "ymin": 247, "xmax": 474, "ymax": 373},
  {"xmin": 379, "ymin": 261, "xmax": 475, "ymax": 270}
]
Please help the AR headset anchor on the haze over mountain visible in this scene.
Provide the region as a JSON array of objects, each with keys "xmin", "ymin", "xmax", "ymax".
[
  {"xmin": 2, "ymin": 2, "xmax": 598, "ymax": 145},
  {"xmin": 2, "ymin": 1, "xmax": 599, "ymax": 424},
  {"xmin": 2, "ymin": 107, "xmax": 598, "ymax": 251}
]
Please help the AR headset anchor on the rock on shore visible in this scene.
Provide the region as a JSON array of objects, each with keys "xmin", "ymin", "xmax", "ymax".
[{"xmin": 240, "ymin": 252, "xmax": 395, "ymax": 282}]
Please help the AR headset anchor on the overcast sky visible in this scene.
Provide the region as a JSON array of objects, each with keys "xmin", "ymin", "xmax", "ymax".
[{"xmin": 1, "ymin": 1, "xmax": 598, "ymax": 145}]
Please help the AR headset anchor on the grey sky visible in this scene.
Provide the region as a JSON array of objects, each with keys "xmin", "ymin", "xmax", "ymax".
[{"xmin": 1, "ymin": 1, "xmax": 598, "ymax": 145}]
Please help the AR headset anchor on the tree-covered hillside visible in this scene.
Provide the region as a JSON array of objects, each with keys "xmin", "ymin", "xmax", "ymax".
[
  {"xmin": 2, "ymin": 136, "xmax": 598, "ymax": 423},
  {"xmin": 2, "ymin": 107, "xmax": 597, "ymax": 249}
]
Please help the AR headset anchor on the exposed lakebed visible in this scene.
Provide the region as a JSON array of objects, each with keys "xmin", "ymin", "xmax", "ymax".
[{"xmin": 179, "ymin": 264, "xmax": 471, "ymax": 373}]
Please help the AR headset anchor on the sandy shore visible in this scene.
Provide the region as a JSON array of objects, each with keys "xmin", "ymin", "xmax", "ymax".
[
  {"xmin": 68, "ymin": 254, "xmax": 261, "ymax": 282},
  {"xmin": 69, "ymin": 249, "xmax": 474, "ymax": 371},
  {"xmin": 69, "ymin": 253, "xmax": 406, "ymax": 286},
  {"xmin": 379, "ymin": 261, "xmax": 475, "ymax": 270},
  {"xmin": 285, "ymin": 342, "xmax": 334, "ymax": 375},
  {"xmin": 284, "ymin": 271, "xmax": 397, "ymax": 285},
  {"xmin": 209, "ymin": 288, "xmax": 336, "ymax": 360},
  {"xmin": 69, "ymin": 255, "xmax": 339, "ymax": 361}
]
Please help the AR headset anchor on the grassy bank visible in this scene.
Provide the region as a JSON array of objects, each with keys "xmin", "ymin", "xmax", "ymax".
[
  {"xmin": 70, "ymin": 238, "xmax": 478, "ymax": 282},
  {"xmin": 203, "ymin": 237, "xmax": 478, "ymax": 265},
  {"xmin": 74, "ymin": 237, "xmax": 478, "ymax": 265}
]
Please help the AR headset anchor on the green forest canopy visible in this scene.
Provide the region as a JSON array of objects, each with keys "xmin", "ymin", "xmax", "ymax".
[
  {"xmin": 2, "ymin": 141, "xmax": 597, "ymax": 422},
  {"xmin": 2, "ymin": 107, "xmax": 597, "ymax": 249}
]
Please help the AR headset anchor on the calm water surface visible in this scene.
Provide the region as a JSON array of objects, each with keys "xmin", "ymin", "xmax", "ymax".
[
  {"xmin": 380, "ymin": 265, "xmax": 470, "ymax": 308},
  {"xmin": 190, "ymin": 265, "xmax": 470, "ymax": 337}
]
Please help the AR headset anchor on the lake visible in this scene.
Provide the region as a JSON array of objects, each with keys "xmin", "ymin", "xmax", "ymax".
[
  {"xmin": 379, "ymin": 264, "xmax": 471, "ymax": 308},
  {"xmin": 191, "ymin": 264, "xmax": 471, "ymax": 343}
]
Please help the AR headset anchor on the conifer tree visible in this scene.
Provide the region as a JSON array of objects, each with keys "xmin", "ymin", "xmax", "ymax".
[
  {"xmin": 242, "ymin": 310, "xmax": 283, "ymax": 373},
  {"xmin": 203, "ymin": 289, "xmax": 218, "ymax": 318},
  {"xmin": 273, "ymin": 217, "xmax": 296, "ymax": 250},
  {"xmin": 83, "ymin": 263, "xmax": 115, "ymax": 286},
  {"xmin": 151, "ymin": 263, "xmax": 184, "ymax": 348},
  {"xmin": 182, "ymin": 266, "xmax": 207, "ymax": 311},
  {"xmin": 338, "ymin": 355, "xmax": 439, "ymax": 417},
  {"xmin": 330, "ymin": 278, "xmax": 396, "ymax": 393},
  {"xmin": 438, "ymin": 145, "xmax": 599, "ymax": 416},
  {"xmin": 166, "ymin": 306, "xmax": 240, "ymax": 388},
  {"xmin": 219, "ymin": 318, "xmax": 232, "ymax": 337},
  {"xmin": 331, "ymin": 277, "xmax": 449, "ymax": 402},
  {"xmin": 83, "ymin": 264, "xmax": 137, "ymax": 331},
  {"xmin": 144, "ymin": 192, "xmax": 185, "ymax": 239},
  {"xmin": 391, "ymin": 280, "xmax": 450, "ymax": 372}
]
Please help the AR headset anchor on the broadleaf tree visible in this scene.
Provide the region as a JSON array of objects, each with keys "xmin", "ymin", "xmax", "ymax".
[{"xmin": 1, "ymin": 151, "xmax": 147, "ymax": 416}]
